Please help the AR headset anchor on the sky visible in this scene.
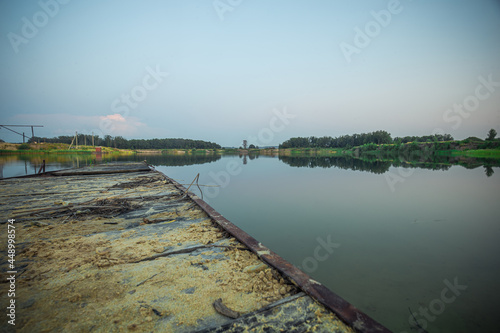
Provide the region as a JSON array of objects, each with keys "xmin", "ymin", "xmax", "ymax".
[{"xmin": 1, "ymin": 0, "xmax": 499, "ymax": 147}]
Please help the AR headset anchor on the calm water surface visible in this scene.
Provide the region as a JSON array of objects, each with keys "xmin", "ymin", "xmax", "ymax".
[{"xmin": 2, "ymin": 153, "xmax": 499, "ymax": 332}]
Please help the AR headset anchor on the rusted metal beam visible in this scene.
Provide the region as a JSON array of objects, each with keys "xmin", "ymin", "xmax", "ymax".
[{"xmin": 159, "ymin": 170, "xmax": 391, "ymax": 333}]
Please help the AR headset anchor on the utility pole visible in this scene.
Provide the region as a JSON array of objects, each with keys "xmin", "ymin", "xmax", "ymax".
[
  {"xmin": 23, "ymin": 132, "xmax": 25, "ymax": 143},
  {"xmin": 76, "ymin": 131, "xmax": 78, "ymax": 148}
]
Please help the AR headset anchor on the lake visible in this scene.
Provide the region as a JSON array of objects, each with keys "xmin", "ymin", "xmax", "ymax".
[{"xmin": 1, "ymin": 153, "xmax": 499, "ymax": 332}]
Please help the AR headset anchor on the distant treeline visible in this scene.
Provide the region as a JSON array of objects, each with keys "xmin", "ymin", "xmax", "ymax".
[
  {"xmin": 393, "ymin": 134, "xmax": 453, "ymax": 144},
  {"xmin": 279, "ymin": 131, "xmax": 454, "ymax": 149},
  {"xmin": 29, "ymin": 135, "xmax": 221, "ymax": 150}
]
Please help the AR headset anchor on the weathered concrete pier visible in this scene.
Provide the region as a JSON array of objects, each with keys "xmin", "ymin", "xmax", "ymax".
[{"xmin": 0, "ymin": 162, "xmax": 390, "ymax": 332}]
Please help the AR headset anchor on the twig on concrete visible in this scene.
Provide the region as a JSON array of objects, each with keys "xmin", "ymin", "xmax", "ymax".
[{"xmin": 137, "ymin": 273, "xmax": 159, "ymax": 286}]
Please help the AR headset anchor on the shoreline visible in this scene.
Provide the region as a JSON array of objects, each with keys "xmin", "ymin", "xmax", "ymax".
[{"xmin": 1, "ymin": 140, "xmax": 499, "ymax": 161}]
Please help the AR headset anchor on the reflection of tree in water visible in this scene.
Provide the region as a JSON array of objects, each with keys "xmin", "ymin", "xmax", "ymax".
[
  {"xmin": 115, "ymin": 154, "xmax": 222, "ymax": 167},
  {"xmin": 278, "ymin": 155, "xmax": 459, "ymax": 174},
  {"xmin": 278, "ymin": 156, "xmax": 391, "ymax": 174},
  {"xmin": 485, "ymin": 166, "xmax": 494, "ymax": 177},
  {"xmin": 239, "ymin": 153, "xmax": 259, "ymax": 165},
  {"xmin": 248, "ymin": 154, "xmax": 259, "ymax": 160},
  {"xmin": 391, "ymin": 160, "xmax": 452, "ymax": 171}
]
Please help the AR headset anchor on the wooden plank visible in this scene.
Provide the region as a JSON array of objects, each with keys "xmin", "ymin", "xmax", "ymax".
[{"xmin": 52, "ymin": 162, "xmax": 151, "ymax": 176}]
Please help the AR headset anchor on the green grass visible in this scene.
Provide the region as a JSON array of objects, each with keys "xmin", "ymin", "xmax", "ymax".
[
  {"xmin": 280, "ymin": 148, "xmax": 351, "ymax": 156},
  {"xmin": 450, "ymin": 149, "xmax": 500, "ymax": 158},
  {"xmin": 0, "ymin": 148, "xmax": 135, "ymax": 155}
]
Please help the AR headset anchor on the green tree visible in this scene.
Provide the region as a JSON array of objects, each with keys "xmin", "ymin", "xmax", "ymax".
[{"xmin": 487, "ymin": 129, "xmax": 497, "ymax": 140}]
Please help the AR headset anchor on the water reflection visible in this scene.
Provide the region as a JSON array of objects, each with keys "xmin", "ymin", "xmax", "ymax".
[
  {"xmin": 278, "ymin": 154, "xmax": 499, "ymax": 176},
  {"xmin": 121, "ymin": 153, "xmax": 221, "ymax": 166},
  {"xmin": 1, "ymin": 151, "xmax": 498, "ymax": 178},
  {"xmin": 485, "ymin": 165, "xmax": 494, "ymax": 177},
  {"xmin": 279, "ymin": 155, "xmax": 391, "ymax": 174},
  {"xmin": 0, "ymin": 153, "xmax": 222, "ymax": 178}
]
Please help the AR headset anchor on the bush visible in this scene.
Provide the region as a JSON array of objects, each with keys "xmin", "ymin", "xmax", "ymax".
[
  {"xmin": 17, "ymin": 143, "xmax": 30, "ymax": 150},
  {"xmin": 409, "ymin": 141, "xmax": 420, "ymax": 151},
  {"xmin": 360, "ymin": 143, "xmax": 378, "ymax": 151},
  {"xmin": 478, "ymin": 140, "xmax": 500, "ymax": 149}
]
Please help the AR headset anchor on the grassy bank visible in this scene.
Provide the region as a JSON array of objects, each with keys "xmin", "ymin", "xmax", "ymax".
[
  {"xmin": 279, "ymin": 148, "xmax": 352, "ymax": 156},
  {"xmin": 446, "ymin": 149, "xmax": 500, "ymax": 159},
  {"xmin": 0, "ymin": 142, "xmax": 135, "ymax": 155},
  {"xmin": 278, "ymin": 139, "xmax": 500, "ymax": 163}
]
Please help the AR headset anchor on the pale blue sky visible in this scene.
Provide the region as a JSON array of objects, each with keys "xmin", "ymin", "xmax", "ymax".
[{"xmin": 1, "ymin": 0, "xmax": 499, "ymax": 146}]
